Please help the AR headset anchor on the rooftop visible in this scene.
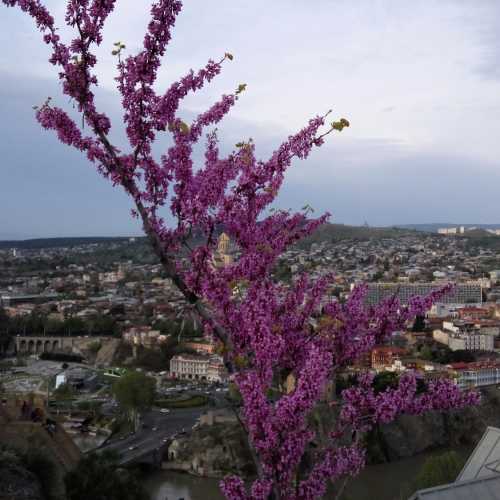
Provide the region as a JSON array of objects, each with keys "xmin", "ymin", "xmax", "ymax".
[
  {"xmin": 409, "ymin": 474, "xmax": 500, "ymax": 500},
  {"xmin": 458, "ymin": 426, "xmax": 500, "ymax": 482}
]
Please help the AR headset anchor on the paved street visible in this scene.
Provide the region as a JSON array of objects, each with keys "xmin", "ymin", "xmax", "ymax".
[{"xmin": 98, "ymin": 406, "xmax": 206, "ymax": 464}]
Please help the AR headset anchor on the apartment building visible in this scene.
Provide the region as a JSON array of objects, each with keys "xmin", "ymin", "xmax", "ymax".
[
  {"xmin": 433, "ymin": 320, "xmax": 497, "ymax": 352},
  {"xmin": 449, "ymin": 361, "xmax": 500, "ymax": 390},
  {"xmin": 363, "ymin": 282, "xmax": 483, "ymax": 306}
]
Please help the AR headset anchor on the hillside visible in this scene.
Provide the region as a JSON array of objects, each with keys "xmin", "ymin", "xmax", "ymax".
[
  {"xmin": 0, "ymin": 224, "xmax": 430, "ymax": 254},
  {"xmin": 296, "ymin": 223, "xmax": 421, "ymax": 248},
  {"xmin": 0, "ymin": 237, "xmax": 134, "ymax": 250}
]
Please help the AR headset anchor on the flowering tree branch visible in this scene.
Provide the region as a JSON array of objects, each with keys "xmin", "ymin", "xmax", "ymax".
[{"xmin": 2, "ymin": 1, "xmax": 479, "ymax": 499}]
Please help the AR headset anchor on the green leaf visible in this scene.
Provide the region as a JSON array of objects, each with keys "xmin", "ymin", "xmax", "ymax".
[
  {"xmin": 236, "ymin": 83, "xmax": 247, "ymax": 95},
  {"xmin": 178, "ymin": 121, "xmax": 190, "ymax": 134},
  {"xmin": 331, "ymin": 117, "xmax": 350, "ymax": 131}
]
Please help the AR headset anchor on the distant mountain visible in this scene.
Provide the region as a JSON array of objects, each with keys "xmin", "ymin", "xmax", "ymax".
[
  {"xmin": 296, "ymin": 223, "xmax": 420, "ymax": 248},
  {"xmin": 0, "ymin": 236, "xmax": 140, "ymax": 250},
  {"xmin": 12, "ymin": 221, "xmax": 500, "ymax": 252},
  {"xmin": 0, "ymin": 224, "xmax": 419, "ymax": 251},
  {"xmin": 393, "ymin": 223, "xmax": 500, "ymax": 233}
]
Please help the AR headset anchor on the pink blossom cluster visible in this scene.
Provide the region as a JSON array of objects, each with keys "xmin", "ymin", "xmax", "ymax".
[{"xmin": 2, "ymin": 1, "xmax": 480, "ymax": 499}]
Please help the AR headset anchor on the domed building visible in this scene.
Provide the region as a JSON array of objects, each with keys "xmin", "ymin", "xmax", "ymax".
[{"xmin": 212, "ymin": 232, "xmax": 235, "ymax": 268}]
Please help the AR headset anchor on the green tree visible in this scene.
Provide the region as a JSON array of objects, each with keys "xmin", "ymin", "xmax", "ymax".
[
  {"xmin": 419, "ymin": 344, "xmax": 433, "ymax": 361},
  {"xmin": 450, "ymin": 350, "xmax": 475, "ymax": 363},
  {"xmin": 65, "ymin": 451, "xmax": 147, "ymax": 500},
  {"xmin": 372, "ymin": 372, "xmax": 399, "ymax": 393},
  {"xmin": 0, "ymin": 445, "xmax": 58, "ymax": 500},
  {"xmin": 412, "ymin": 315, "xmax": 426, "ymax": 332},
  {"xmin": 112, "ymin": 371, "xmax": 156, "ymax": 429},
  {"xmin": 91, "ymin": 314, "xmax": 121, "ymax": 336},
  {"xmin": 63, "ymin": 317, "xmax": 86, "ymax": 336},
  {"xmin": 53, "ymin": 382, "xmax": 74, "ymax": 401},
  {"xmin": 87, "ymin": 340, "xmax": 102, "ymax": 354},
  {"xmin": 0, "ymin": 306, "xmax": 9, "ymax": 330},
  {"xmin": 0, "ymin": 306, "xmax": 12, "ymax": 354},
  {"xmin": 412, "ymin": 451, "xmax": 465, "ymax": 491},
  {"xmin": 44, "ymin": 317, "xmax": 65, "ymax": 336}
]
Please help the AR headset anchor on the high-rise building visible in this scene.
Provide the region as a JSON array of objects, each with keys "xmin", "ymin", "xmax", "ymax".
[{"xmin": 362, "ymin": 282, "xmax": 482, "ymax": 306}]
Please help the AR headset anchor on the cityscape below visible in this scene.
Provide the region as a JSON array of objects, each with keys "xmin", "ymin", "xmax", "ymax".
[{"xmin": 3, "ymin": 226, "xmax": 500, "ymax": 498}]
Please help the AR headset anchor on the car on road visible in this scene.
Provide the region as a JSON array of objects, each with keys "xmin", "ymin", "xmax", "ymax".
[
  {"xmin": 162, "ymin": 437, "xmax": 169, "ymax": 443},
  {"xmin": 128, "ymin": 445, "xmax": 137, "ymax": 451},
  {"xmin": 160, "ymin": 408, "xmax": 170, "ymax": 414},
  {"xmin": 152, "ymin": 427, "xmax": 158, "ymax": 431}
]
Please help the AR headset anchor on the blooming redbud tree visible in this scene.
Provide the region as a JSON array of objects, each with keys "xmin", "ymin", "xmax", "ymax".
[{"xmin": 2, "ymin": 1, "xmax": 479, "ymax": 499}]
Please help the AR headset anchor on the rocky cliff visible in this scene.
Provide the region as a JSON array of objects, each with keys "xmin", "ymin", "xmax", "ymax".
[
  {"xmin": 165, "ymin": 422, "xmax": 255, "ymax": 478},
  {"xmin": 369, "ymin": 385, "xmax": 500, "ymax": 463},
  {"xmin": 0, "ymin": 448, "xmax": 45, "ymax": 500},
  {"xmin": 0, "ymin": 463, "xmax": 44, "ymax": 500},
  {"xmin": 164, "ymin": 386, "xmax": 500, "ymax": 478}
]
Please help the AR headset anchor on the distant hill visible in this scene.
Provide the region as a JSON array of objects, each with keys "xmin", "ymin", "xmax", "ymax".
[
  {"xmin": 395, "ymin": 223, "xmax": 500, "ymax": 233},
  {"xmin": 463, "ymin": 231, "xmax": 500, "ymax": 252},
  {"xmin": 0, "ymin": 224, "xmax": 431, "ymax": 251},
  {"xmin": 0, "ymin": 236, "xmax": 139, "ymax": 250},
  {"xmin": 296, "ymin": 223, "xmax": 421, "ymax": 248}
]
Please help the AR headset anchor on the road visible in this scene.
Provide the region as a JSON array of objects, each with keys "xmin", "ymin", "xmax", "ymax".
[{"xmin": 98, "ymin": 406, "xmax": 205, "ymax": 465}]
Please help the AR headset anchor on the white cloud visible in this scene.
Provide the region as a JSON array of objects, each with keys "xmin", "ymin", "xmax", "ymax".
[{"xmin": 1, "ymin": 0, "xmax": 500, "ymax": 234}]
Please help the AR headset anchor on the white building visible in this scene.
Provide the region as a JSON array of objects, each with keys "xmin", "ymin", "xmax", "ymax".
[
  {"xmin": 449, "ymin": 361, "xmax": 500, "ymax": 390},
  {"xmin": 122, "ymin": 327, "xmax": 167, "ymax": 349},
  {"xmin": 433, "ymin": 320, "xmax": 496, "ymax": 352},
  {"xmin": 438, "ymin": 227, "xmax": 458, "ymax": 235},
  {"xmin": 55, "ymin": 372, "xmax": 67, "ymax": 389},
  {"xmin": 448, "ymin": 333, "xmax": 493, "ymax": 352},
  {"xmin": 433, "ymin": 329, "xmax": 450, "ymax": 346},
  {"xmin": 438, "ymin": 226, "xmax": 466, "ymax": 235},
  {"xmin": 169, "ymin": 354, "xmax": 225, "ymax": 382}
]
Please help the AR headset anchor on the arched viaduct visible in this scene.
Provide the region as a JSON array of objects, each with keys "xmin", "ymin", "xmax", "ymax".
[
  {"xmin": 14, "ymin": 335, "xmax": 107, "ymax": 355},
  {"xmin": 15, "ymin": 336, "xmax": 70, "ymax": 355}
]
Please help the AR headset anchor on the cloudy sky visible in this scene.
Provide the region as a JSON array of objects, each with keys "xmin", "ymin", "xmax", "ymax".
[{"xmin": 1, "ymin": 0, "xmax": 500, "ymax": 238}]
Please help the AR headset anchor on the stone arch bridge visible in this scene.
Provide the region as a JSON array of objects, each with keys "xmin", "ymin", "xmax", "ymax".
[{"xmin": 14, "ymin": 335, "xmax": 105, "ymax": 355}]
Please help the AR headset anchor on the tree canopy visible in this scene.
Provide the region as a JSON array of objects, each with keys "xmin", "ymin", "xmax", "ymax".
[
  {"xmin": 65, "ymin": 451, "xmax": 147, "ymax": 500},
  {"xmin": 413, "ymin": 451, "xmax": 465, "ymax": 491},
  {"xmin": 112, "ymin": 371, "xmax": 156, "ymax": 415}
]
